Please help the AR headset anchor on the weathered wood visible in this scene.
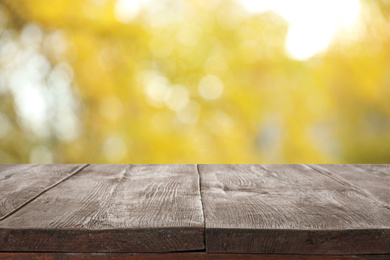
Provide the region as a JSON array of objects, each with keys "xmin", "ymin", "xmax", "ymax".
[
  {"xmin": 0, "ymin": 164, "xmax": 204, "ymax": 253},
  {"xmin": 309, "ymin": 164, "xmax": 390, "ymax": 207},
  {"xmin": 0, "ymin": 164, "xmax": 87, "ymax": 220},
  {"xmin": 0, "ymin": 252, "xmax": 372, "ymax": 260},
  {"xmin": 199, "ymin": 164, "xmax": 390, "ymax": 254}
]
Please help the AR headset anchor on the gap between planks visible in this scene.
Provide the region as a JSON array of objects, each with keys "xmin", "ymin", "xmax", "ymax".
[
  {"xmin": 0, "ymin": 164, "xmax": 89, "ymax": 222},
  {"xmin": 196, "ymin": 164, "xmax": 207, "ymax": 251}
]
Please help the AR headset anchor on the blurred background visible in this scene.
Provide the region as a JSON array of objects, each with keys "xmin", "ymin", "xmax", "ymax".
[{"xmin": 0, "ymin": 0, "xmax": 390, "ymax": 164}]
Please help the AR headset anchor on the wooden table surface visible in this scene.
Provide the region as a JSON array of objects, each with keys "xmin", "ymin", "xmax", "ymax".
[{"xmin": 0, "ymin": 164, "xmax": 389, "ymax": 259}]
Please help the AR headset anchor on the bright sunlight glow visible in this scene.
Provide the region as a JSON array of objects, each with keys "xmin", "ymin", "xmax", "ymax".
[{"xmin": 240, "ymin": 0, "xmax": 361, "ymax": 60}]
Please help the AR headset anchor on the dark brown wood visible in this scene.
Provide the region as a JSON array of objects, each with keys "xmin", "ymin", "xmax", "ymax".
[
  {"xmin": 0, "ymin": 164, "xmax": 204, "ymax": 253},
  {"xmin": 0, "ymin": 164, "xmax": 87, "ymax": 220},
  {"xmin": 0, "ymin": 252, "xmax": 372, "ymax": 260},
  {"xmin": 309, "ymin": 164, "xmax": 390, "ymax": 207},
  {"xmin": 2, "ymin": 164, "xmax": 390, "ymax": 256},
  {"xmin": 199, "ymin": 164, "xmax": 390, "ymax": 254}
]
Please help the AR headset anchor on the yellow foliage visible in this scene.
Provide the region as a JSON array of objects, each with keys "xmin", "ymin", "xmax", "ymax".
[{"xmin": 0, "ymin": 0, "xmax": 390, "ymax": 163}]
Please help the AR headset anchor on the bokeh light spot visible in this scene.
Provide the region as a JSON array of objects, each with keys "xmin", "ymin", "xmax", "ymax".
[
  {"xmin": 115, "ymin": 0, "xmax": 149, "ymax": 23},
  {"xmin": 177, "ymin": 101, "xmax": 201, "ymax": 125},
  {"xmin": 240, "ymin": 0, "xmax": 361, "ymax": 60},
  {"xmin": 198, "ymin": 74, "xmax": 224, "ymax": 100},
  {"xmin": 165, "ymin": 85, "xmax": 190, "ymax": 111},
  {"xmin": 103, "ymin": 135, "xmax": 128, "ymax": 162}
]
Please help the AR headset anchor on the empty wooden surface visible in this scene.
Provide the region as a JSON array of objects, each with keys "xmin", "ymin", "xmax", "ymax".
[
  {"xmin": 0, "ymin": 164, "xmax": 87, "ymax": 220},
  {"xmin": 309, "ymin": 164, "xmax": 390, "ymax": 207},
  {"xmin": 0, "ymin": 164, "xmax": 204, "ymax": 253},
  {"xmin": 199, "ymin": 164, "xmax": 390, "ymax": 254},
  {"xmin": 1, "ymin": 164, "xmax": 390, "ymax": 256}
]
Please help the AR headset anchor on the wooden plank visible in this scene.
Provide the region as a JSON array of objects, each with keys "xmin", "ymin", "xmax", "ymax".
[
  {"xmin": 199, "ymin": 164, "xmax": 390, "ymax": 254},
  {"xmin": 309, "ymin": 164, "xmax": 390, "ymax": 207},
  {"xmin": 0, "ymin": 164, "xmax": 87, "ymax": 220},
  {"xmin": 0, "ymin": 253, "xmax": 371, "ymax": 260},
  {"xmin": 0, "ymin": 164, "xmax": 204, "ymax": 253}
]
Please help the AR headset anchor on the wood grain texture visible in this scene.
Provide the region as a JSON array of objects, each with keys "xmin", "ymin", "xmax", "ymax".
[
  {"xmin": 0, "ymin": 253, "xmax": 371, "ymax": 260},
  {"xmin": 0, "ymin": 164, "xmax": 87, "ymax": 220},
  {"xmin": 309, "ymin": 164, "xmax": 390, "ymax": 207},
  {"xmin": 199, "ymin": 164, "xmax": 390, "ymax": 254},
  {"xmin": 0, "ymin": 164, "xmax": 204, "ymax": 253}
]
